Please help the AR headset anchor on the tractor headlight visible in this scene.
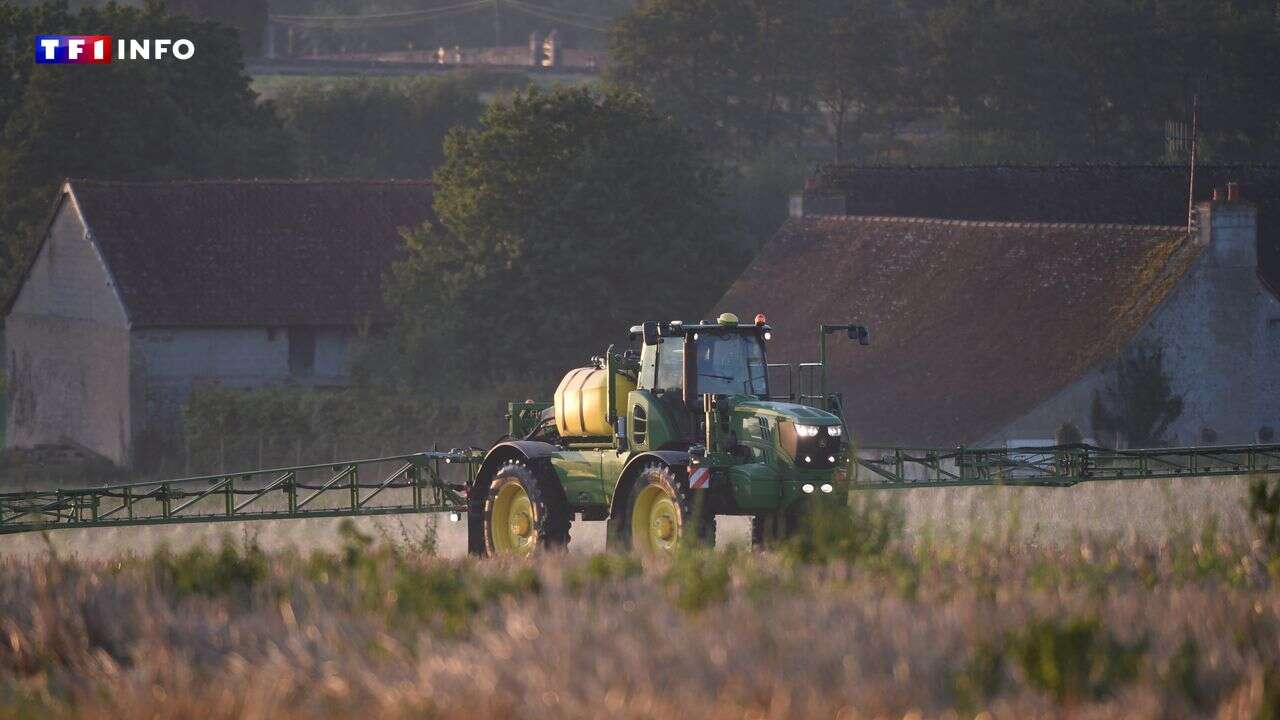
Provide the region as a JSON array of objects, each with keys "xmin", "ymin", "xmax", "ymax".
[
  {"xmin": 801, "ymin": 483, "xmax": 815, "ymax": 494},
  {"xmin": 820, "ymin": 483, "xmax": 834, "ymax": 494},
  {"xmin": 780, "ymin": 421, "xmax": 844, "ymax": 470}
]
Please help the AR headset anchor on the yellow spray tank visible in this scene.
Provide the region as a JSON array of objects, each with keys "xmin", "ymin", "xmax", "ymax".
[{"xmin": 554, "ymin": 360, "xmax": 636, "ymax": 438}]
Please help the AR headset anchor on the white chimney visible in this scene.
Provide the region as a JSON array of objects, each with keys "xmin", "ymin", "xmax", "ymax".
[{"xmin": 1196, "ymin": 184, "xmax": 1258, "ymax": 269}]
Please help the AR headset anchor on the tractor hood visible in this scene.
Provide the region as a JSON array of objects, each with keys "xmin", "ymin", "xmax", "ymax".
[
  {"xmin": 730, "ymin": 399, "xmax": 842, "ymax": 426},
  {"xmin": 730, "ymin": 399, "xmax": 846, "ymax": 471}
]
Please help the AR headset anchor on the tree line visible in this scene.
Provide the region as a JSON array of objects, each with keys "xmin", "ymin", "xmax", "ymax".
[{"xmin": 610, "ymin": 0, "xmax": 1280, "ymax": 164}]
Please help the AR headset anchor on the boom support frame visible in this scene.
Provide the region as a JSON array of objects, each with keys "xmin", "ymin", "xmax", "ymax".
[
  {"xmin": 0, "ymin": 450, "xmax": 482, "ymax": 536},
  {"xmin": 853, "ymin": 443, "xmax": 1280, "ymax": 489}
]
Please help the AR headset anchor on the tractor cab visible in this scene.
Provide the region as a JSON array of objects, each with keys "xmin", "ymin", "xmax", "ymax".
[{"xmin": 630, "ymin": 312, "xmax": 771, "ymax": 403}]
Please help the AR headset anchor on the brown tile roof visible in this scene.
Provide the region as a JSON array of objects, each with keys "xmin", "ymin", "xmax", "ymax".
[
  {"xmin": 715, "ymin": 215, "xmax": 1203, "ymax": 446},
  {"xmin": 61, "ymin": 179, "xmax": 433, "ymax": 327},
  {"xmin": 812, "ymin": 163, "xmax": 1280, "ymax": 297}
]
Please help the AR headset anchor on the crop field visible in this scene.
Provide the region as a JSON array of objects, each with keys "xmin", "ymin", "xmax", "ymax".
[{"xmin": 2, "ymin": 475, "xmax": 1278, "ymax": 719}]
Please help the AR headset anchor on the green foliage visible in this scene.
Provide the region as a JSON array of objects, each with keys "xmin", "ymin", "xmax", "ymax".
[
  {"xmin": 1166, "ymin": 515, "xmax": 1247, "ymax": 584},
  {"xmin": 1090, "ymin": 341, "xmax": 1184, "ymax": 448},
  {"xmin": 807, "ymin": 0, "xmax": 922, "ymax": 163},
  {"xmin": 1010, "ymin": 616, "xmax": 1146, "ymax": 702},
  {"xmin": 386, "ymin": 85, "xmax": 731, "ymax": 385},
  {"xmin": 608, "ymin": 0, "xmax": 815, "ymax": 156},
  {"xmin": 663, "ymin": 547, "xmax": 736, "ymax": 613},
  {"xmin": 153, "ymin": 536, "xmax": 268, "ymax": 598},
  {"xmin": 0, "ymin": 0, "xmax": 294, "ymax": 294},
  {"xmin": 721, "ymin": 139, "xmax": 824, "ymax": 258},
  {"xmin": 950, "ymin": 643, "xmax": 1006, "ymax": 714},
  {"xmin": 375, "ymin": 518, "xmax": 440, "ymax": 558},
  {"xmin": 305, "ymin": 520, "xmax": 540, "ymax": 635},
  {"xmin": 610, "ymin": 0, "xmax": 1280, "ymax": 163},
  {"xmin": 780, "ymin": 492, "xmax": 905, "ymax": 566},
  {"xmin": 273, "ymin": 75, "xmax": 485, "ymax": 178},
  {"xmin": 1160, "ymin": 638, "xmax": 1208, "ymax": 711},
  {"xmin": 183, "ymin": 376, "xmax": 486, "ymax": 443},
  {"xmin": 564, "ymin": 552, "xmax": 642, "ymax": 594},
  {"xmin": 1249, "ymin": 474, "xmax": 1280, "ymax": 552},
  {"xmin": 1260, "ymin": 666, "xmax": 1280, "ymax": 720},
  {"xmin": 924, "ymin": 0, "xmax": 1280, "ymax": 163},
  {"xmin": 1055, "ymin": 420, "xmax": 1084, "ymax": 446}
]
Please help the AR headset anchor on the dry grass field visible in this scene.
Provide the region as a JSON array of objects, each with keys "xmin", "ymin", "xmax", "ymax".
[{"xmin": 2, "ymin": 474, "xmax": 1278, "ymax": 719}]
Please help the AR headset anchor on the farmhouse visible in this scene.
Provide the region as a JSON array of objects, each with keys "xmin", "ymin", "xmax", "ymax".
[
  {"xmin": 4, "ymin": 179, "xmax": 433, "ymax": 466},
  {"xmin": 720, "ymin": 165, "xmax": 1280, "ymax": 447}
]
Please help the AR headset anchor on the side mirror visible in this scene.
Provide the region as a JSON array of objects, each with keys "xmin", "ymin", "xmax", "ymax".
[
  {"xmin": 848, "ymin": 326, "xmax": 870, "ymax": 345},
  {"xmin": 642, "ymin": 320, "xmax": 660, "ymax": 346}
]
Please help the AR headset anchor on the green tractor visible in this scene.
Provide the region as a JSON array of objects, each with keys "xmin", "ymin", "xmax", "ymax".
[{"xmin": 467, "ymin": 313, "xmax": 870, "ymax": 557}]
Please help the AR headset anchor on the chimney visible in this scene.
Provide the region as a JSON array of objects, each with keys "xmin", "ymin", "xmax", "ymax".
[
  {"xmin": 788, "ymin": 177, "xmax": 847, "ymax": 218},
  {"xmin": 1196, "ymin": 181, "xmax": 1258, "ymax": 269}
]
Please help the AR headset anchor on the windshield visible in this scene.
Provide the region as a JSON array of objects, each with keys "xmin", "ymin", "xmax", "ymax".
[{"xmin": 695, "ymin": 330, "xmax": 769, "ymax": 396}]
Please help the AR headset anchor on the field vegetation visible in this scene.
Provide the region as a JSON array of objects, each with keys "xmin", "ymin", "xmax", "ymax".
[{"xmin": 2, "ymin": 475, "xmax": 1279, "ymax": 718}]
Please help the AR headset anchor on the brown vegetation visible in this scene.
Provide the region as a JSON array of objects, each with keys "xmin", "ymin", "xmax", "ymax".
[{"xmin": 1, "ymin": 475, "xmax": 1278, "ymax": 718}]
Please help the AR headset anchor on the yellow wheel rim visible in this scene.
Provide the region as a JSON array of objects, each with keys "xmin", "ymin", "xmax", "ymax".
[
  {"xmin": 491, "ymin": 482, "xmax": 536, "ymax": 556},
  {"xmin": 631, "ymin": 483, "xmax": 681, "ymax": 557}
]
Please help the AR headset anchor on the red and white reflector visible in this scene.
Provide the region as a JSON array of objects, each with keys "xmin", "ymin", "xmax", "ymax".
[{"xmin": 688, "ymin": 467, "xmax": 711, "ymax": 490}]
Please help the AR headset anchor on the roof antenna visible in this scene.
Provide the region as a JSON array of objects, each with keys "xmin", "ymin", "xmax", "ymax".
[{"xmin": 1186, "ymin": 90, "xmax": 1200, "ymax": 231}]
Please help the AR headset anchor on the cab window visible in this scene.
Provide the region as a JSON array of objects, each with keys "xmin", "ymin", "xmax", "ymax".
[
  {"xmin": 637, "ymin": 339, "xmax": 684, "ymax": 392},
  {"xmin": 655, "ymin": 340, "xmax": 684, "ymax": 391}
]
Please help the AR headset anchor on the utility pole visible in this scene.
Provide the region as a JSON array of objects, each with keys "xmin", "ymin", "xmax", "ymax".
[{"xmin": 1186, "ymin": 92, "xmax": 1200, "ymax": 231}]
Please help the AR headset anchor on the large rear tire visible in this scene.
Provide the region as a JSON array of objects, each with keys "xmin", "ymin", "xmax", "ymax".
[
  {"xmin": 618, "ymin": 463, "xmax": 715, "ymax": 557},
  {"xmin": 482, "ymin": 461, "xmax": 571, "ymax": 557}
]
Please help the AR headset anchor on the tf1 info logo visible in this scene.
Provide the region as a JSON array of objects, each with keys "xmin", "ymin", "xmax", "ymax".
[{"xmin": 35, "ymin": 35, "xmax": 195, "ymax": 64}]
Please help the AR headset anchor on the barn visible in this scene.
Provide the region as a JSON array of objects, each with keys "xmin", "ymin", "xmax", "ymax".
[
  {"xmin": 3, "ymin": 179, "xmax": 434, "ymax": 466},
  {"xmin": 721, "ymin": 165, "xmax": 1280, "ymax": 448}
]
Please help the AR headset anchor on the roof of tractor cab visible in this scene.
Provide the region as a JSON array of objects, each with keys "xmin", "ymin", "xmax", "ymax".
[
  {"xmin": 714, "ymin": 214, "xmax": 1201, "ymax": 446},
  {"xmin": 628, "ymin": 320, "xmax": 772, "ymax": 339}
]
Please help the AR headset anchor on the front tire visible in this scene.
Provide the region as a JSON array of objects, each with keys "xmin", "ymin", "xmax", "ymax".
[
  {"xmin": 621, "ymin": 463, "xmax": 715, "ymax": 557},
  {"xmin": 483, "ymin": 461, "xmax": 571, "ymax": 557}
]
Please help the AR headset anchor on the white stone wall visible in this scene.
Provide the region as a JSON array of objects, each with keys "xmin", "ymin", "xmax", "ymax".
[
  {"xmin": 987, "ymin": 202, "xmax": 1280, "ymax": 447},
  {"xmin": 5, "ymin": 196, "xmax": 133, "ymax": 463},
  {"xmin": 132, "ymin": 326, "xmax": 354, "ymax": 436}
]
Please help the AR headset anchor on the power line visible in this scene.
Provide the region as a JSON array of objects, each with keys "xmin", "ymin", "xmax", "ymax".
[
  {"xmin": 504, "ymin": 0, "xmax": 608, "ymax": 32},
  {"xmin": 272, "ymin": 0, "xmax": 613, "ymax": 34},
  {"xmin": 271, "ymin": 1, "xmax": 494, "ymax": 28},
  {"xmin": 508, "ymin": 0, "xmax": 612, "ymax": 23}
]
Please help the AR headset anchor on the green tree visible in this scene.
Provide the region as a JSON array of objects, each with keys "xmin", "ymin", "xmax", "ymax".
[
  {"xmin": 922, "ymin": 0, "xmax": 1280, "ymax": 162},
  {"xmin": 808, "ymin": 0, "xmax": 922, "ymax": 162},
  {"xmin": 608, "ymin": 0, "xmax": 815, "ymax": 156},
  {"xmin": 1090, "ymin": 341, "xmax": 1184, "ymax": 448},
  {"xmin": 0, "ymin": 0, "xmax": 295, "ymax": 292},
  {"xmin": 273, "ymin": 75, "xmax": 484, "ymax": 178},
  {"xmin": 385, "ymin": 86, "xmax": 730, "ymax": 385}
]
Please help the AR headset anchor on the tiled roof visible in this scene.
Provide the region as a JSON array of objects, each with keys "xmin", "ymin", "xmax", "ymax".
[
  {"xmin": 812, "ymin": 163, "xmax": 1280, "ymax": 297},
  {"xmin": 59, "ymin": 179, "xmax": 434, "ymax": 327},
  {"xmin": 715, "ymin": 215, "xmax": 1203, "ymax": 445}
]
